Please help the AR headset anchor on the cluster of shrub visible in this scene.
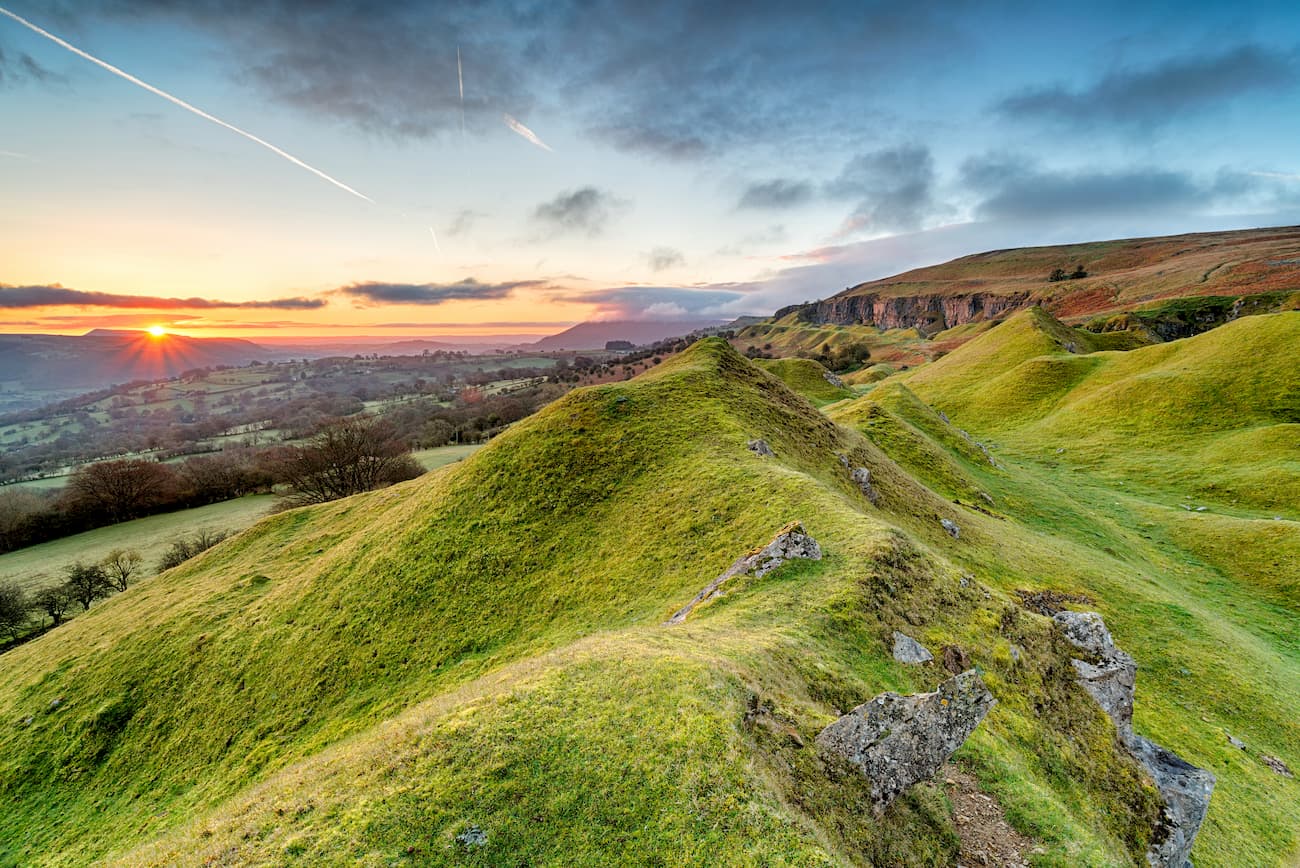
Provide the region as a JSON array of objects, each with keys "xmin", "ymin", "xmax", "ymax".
[
  {"xmin": 1048, "ymin": 265, "xmax": 1089, "ymax": 282},
  {"xmin": 0, "ymin": 533, "xmax": 227, "ymax": 649}
]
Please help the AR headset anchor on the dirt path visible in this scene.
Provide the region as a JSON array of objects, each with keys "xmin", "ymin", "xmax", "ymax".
[{"xmin": 943, "ymin": 764, "xmax": 1036, "ymax": 867}]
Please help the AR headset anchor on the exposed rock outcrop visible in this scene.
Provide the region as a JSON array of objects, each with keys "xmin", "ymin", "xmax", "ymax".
[
  {"xmin": 776, "ymin": 291, "xmax": 1033, "ymax": 336},
  {"xmin": 892, "ymin": 631, "xmax": 933, "ymax": 664},
  {"xmin": 667, "ymin": 522, "xmax": 821, "ymax": 624},
  {"xmin": 940, "ymin": 519, "xmax": 961, "ymax": 539},
  {"xmin": 817, "ymin": 670, "xmax": 995, "ymax": 812},
  {"xmin": 823, "ymin": 370, "xmax": 846, "ymax": 388},
  {"xmin": 836, "ymin": 454, "xmax": 879, "ymax": 503},
  {"xmin": 747, "ymin": 438, "xmax": 774, "ymax": 457},
  {"xmin": 1053, "ymin": 612, "xmax": 1215, "ymax": 868}
]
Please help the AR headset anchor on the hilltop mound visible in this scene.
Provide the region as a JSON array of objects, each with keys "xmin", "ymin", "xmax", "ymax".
[
  {"xmin": 2, "ymin": 338, "xmax": 1298, "ymax": 866},
  {"xmin": 753, "ymin": 357, "xmax": 855, "ymax": 406}
]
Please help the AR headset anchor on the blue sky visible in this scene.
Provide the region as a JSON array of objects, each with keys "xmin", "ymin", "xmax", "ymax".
[{"xmin": 2, "ymin": 0, "xmax": 1299, "ymax": 335}]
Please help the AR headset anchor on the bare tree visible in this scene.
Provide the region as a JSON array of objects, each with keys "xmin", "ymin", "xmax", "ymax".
[
  {"xmin": 31, "ymin": 584, "xmax": 73, "ymax": 627},
  {"xmin": 64, "ymin": 563, "xmax": 111, "ymax": 611},
  {"xmin": 0, "ymin": 581, "xmax": 27, "ymax": 640},
  {"xmin": 66, "ymin": 459, "xmax": 181, "ymax": 523},
  {"xmin": 100, "ymin": 549, "xmax": 143, "ymax": 592},
  {"xmin": 274, "ymin": 416, "xmax": 423, "ymax": 505}
]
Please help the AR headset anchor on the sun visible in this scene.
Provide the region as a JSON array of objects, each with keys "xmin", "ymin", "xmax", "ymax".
[{"xmin": 147, "ymin": 325, "xmax": 167, "ymax": 338}]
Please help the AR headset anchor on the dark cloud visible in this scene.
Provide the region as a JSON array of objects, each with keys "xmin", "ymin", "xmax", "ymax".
[
  {"xmin": 738, "ymin": 178, "xmax": 814, "ymax": 210},
  {"xmin": 959, "ymin": 156, "xmax": 1292, "ymax": 221},
  {"xmin": 532, "ymin": 187, "xmax": 627, "ymax": 237},
  {"xmin": 338, "ymin": 278, "xmax": 545, "ymax": 306},
  {"xmin": 0, "ymin": 284, "xmax": 324, "ymax": 310},
  {"xmin": 76, "ymin": 1, "xmax": 968, "ymax": 157},
  {"xmin": 646, "ymin": 247, "xmax": 685, "ymax": 272},
  {"xmin": 997, "ymin": 44, "xmax": 1297, "ymax": 126},
  {"xmin": 826, "ymin": 144, "xmax": 936, "ymax": 233}
]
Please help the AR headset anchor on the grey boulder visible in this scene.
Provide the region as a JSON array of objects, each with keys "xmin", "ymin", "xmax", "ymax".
[
  {"xmin": 816, "ymin": 670, "xmax": 995, "ymax": 813},
  {"xmin": 892, "ymin": 631, "xmax": 934, "ymax": 664}
]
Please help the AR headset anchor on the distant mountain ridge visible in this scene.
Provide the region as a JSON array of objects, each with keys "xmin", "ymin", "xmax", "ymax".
[{"xmin": 531, "ymin": 319, "xmax": 726, "ymax": 350}]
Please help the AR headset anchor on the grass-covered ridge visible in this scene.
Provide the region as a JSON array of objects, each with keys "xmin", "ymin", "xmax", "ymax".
[{"xmin": 1, "ymin": 337, "xmax": 1296, "ymax": 866}]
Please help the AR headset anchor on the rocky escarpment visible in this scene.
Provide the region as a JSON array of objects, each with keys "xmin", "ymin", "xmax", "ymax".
[
  {"xmin": 775, "ymin": 290, "xmax": 1033, "ymax": 335},
  {"xmin": 1053, "ymin": 612, "xmax": 1215, "ymax": 868}
]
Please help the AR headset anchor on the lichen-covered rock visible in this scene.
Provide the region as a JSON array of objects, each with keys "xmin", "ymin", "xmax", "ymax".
[
  {"xmin": 1053, "ymin": 611, "xmax": 1136, "ymax": 730},
  {"xmin": 667, "ymin": 522, "xmax": 821, "ymax": 624},
  {"xmin": 940, "ymin": 518, "xmax": 961, "ymax": 539},
  {"xmin": 892, "ymin": 631, "xmax": 933, "ymax": 664},
  {"xmin": 1052, "ymin": 611, "xmax": 1215, "ymax": 867},
  {"xmin": 1129, "ymin": 735, "xmax": 1216, "ymax": 868},
  {"xmin": 823, "ymin": 370, "xmax": 846, "ymax": 388},
  {"xmin": 1262, "ymin": 755, "xmax": 1294, "ymax": 778},
  {"xmin": 747, "ymin": 438, "xmax": 774, "ymax": 457},
  {"xmin": 816, "ymin": 670, "xmax": 995, "ymax": 812}
]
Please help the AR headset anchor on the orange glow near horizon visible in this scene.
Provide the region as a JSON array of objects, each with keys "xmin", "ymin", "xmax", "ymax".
[{"xmin": 147, "ymin": 325, "xmax": 167, "ymax": 337}]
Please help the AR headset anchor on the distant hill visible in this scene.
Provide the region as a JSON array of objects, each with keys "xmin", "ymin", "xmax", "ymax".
[
  {"xmin": 0, "ymin": 331, "xmax": 282, "ymax": 400},
  {"xmin": 532, "ymin": 319, "xmax": 724, "ymax": 350},
  {"xmin": 772, "ymin": 225, "xmax": 1300, "ymax": 335}
]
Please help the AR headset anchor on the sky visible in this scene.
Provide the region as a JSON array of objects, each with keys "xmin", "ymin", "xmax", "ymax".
[{"xmin": 2, "ymin": 0, "xmax": 1299, "ymax": 338}]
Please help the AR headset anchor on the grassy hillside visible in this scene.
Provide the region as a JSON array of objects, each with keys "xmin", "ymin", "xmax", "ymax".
[
  {"xmin": 1, "ymin": 337, "xmax": 1296, "ymax": 866},
  {"xmin": 753, "ymin": 357, "xmax": 855, "ymax": 406}
]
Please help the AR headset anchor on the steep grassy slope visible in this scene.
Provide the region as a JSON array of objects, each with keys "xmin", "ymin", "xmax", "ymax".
[{"xmin": 1, "ymin": 337, "xmax": 1296, "ymax": 866}]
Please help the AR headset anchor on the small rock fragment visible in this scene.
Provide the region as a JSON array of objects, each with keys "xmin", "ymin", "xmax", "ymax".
[
  {"xmin": 747, "ymin": 438, "xmax": 775, "ymax": 457},
  {"xmin": 1262, "ymin": 755, "xmax": 1294, "ymax": 778},
  {"xmin": 455, "ymin": 826, "xmax": 487, "ymax": 848},
  {"xmin": 941, "ymin": 645, "xmax": 972, "ymax": 675},
  {"xmin": 1227, "ymin": 734, "xmax": 1245, "ymax": 751},
  {"xmin": 978, "ymin": 492, "xmax": 995, "ymax": 506},
  {"xmin": 823, "ymin": 370, "xmax": 846, "ymax": 388},
  {"xmin": 850, "ymin": 467, "xmax": 879, "ymax": 504},
  {"xmin": 940, "ymin": 518, "xmax": 961, "ymax": 539},
  {"xmin": 892, "ymin": 631, "xmax": 933, "ymax": 664}
]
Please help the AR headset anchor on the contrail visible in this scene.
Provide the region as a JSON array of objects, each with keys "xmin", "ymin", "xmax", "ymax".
[
  {"xmin": 0, "ymin": 5, "xmax": 374, "ymax": 204},
  {"xmin": 428, "ymin": 225, "xmax": 442, "ymax": 253},
  {"xmin": 502, "ymin": 112, "xmax": 553, "ymax": 152},
  {"xmin": 1250, "ymin": 170, "xmax": 1300, "ymax": 181},
  {"xmin": 457, "ymin": 44, "xmax": 465, "ymax": 147}
]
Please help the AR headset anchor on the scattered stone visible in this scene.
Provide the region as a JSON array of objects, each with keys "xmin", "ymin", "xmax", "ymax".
[
  {"xmin": 20, "ymin": 715, "xmax": 33, "ymax": 727},
  {"xmin": 978, "ymin": 492, "xmax": 995, "ymax": 506},
  {"xmin": 1015, "ymin": 588, "xmax": 1093, "ymax": 616},
  {"xmin": 892, "ymin": 631, "xmax": 934, "ymax": 664},
  {"xmin": 455, "ymin": 826, "xmax": 488, "ymax": 848},
  {"xmin": 1262, "ymin": 755, "xmax": 1294, "ymax": 778},
  {"xmin": 959, "ymin": 573, "xmax": 973, "ymax": 588},
  {"xmin": 942, "ymin": 645, "xmax": 972, "ymax": 675},
  {"xmin": 823, "ymin": 370, "xmax": 846, "ymax": 388},
  {"xmin": 1008, "ymin": 644, "xmax": 1022, "ymax": 663},
  {"xmin": 667, "ymin": 522, "xmax": 821, "ymax": 624},
  {"xmin": 817, "ymin": 670, "xmax": 996, "ymax": 813},
  {"xmin": 944, "ymin": 764, "xmax": 1035, "ymax": 868},
  {"xmin": 747, "ymin": 438, "xmax": 774, "ymax": 457},
  {"xmin": 837, "ymin": 453, "xmax": 851, "ymax": 468},
  {"xmin": 1227, "ymin": 734, "xmax": 1246, "ymax": 751},
  {"xmin": 1051, "ymin": 612, "xmax": 1214, "ymax": 867},
  {"xmin": 940, "ymin": 518, "xmax": 961, "ymax": 539},
  {"xmin": 47, "ymin": 697, "xmax": 63, "ymax": 712},
  {"xmin": 938, "ymin": 411, "xmax": 950, "ymax": 424},
  {"xmin": 1195, "ymin": 506, "xmax": 1208, "ymax": 512},
  {"xmin": 850, "ymin": 467, "xmax": 879, "ymax": 504}
]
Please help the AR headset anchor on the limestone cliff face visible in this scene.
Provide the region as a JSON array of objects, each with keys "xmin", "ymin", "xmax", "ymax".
[{"xmin": 777, "ymin": 291, "xmax": 1033, "ymax": 334}]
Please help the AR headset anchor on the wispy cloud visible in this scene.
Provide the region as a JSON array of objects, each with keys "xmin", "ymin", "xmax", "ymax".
[
  {"xmin": 646, "ymin": 247, "xmax": 684, "ymax": 272},
  {"xmin": 737, "ymin": 178, "xmax": 813, "ymax": 210}
]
